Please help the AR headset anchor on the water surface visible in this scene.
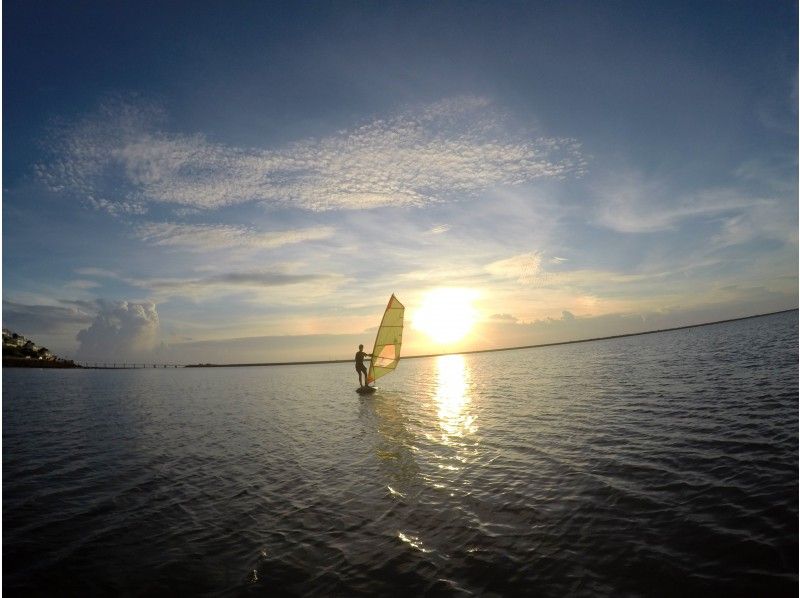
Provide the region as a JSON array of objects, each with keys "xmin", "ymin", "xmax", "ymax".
[{"xmin": 3, "ymin": 312, "xmax": 798, "ymax": 596}]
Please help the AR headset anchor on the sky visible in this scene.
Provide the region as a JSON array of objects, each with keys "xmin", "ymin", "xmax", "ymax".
[{"xmin": 3, "ymin": 0, "xmax": 797, "ymax": 364}]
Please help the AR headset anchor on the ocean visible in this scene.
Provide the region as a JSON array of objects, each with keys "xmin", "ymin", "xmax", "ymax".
[{"xmin": 3, "ymin": 311, "xmax": 798, "ymax": 596}]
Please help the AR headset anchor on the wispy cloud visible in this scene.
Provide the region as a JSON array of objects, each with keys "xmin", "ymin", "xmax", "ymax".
[
  {"xmin": 594, "ymin": 172, "xmax": 779, "ymax": 234},
  {"xmin": 2, "ymin": 300, "xmax": 94, "ymax": 333},
  {"xmin": 485, "ymin": 251, "xmax": 545, "ymax": 284},
  {"xmin": 134, "ymin": 222, "xmax": 335, "ymax": 251},
  {"xmin": 65, "ymin": 279, "xmax": 102, "ymax": 289},
  {"xmin": 711, "ymin": 201, "xmax": 798, "ymax": 248},
  {"xmin": 489, "ymin": 313, "xmax": 518, "ymax": 322},
  {"xmin": 145, "ymin": 271, "xmax": 337, "ymax": 292},
  {"xmin": 73, "ymin": 265, "xmax": 344, "ymax": 301},
  {"xmin": 38, "ymin": 96, "xmax": 586, "ymax": 213},
  {"xmin": 74, "ymin": 267, "xmax": 120, "ymax": 278}
]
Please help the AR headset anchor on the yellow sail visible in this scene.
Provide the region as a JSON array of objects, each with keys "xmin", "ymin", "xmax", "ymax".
[{"xmin": 367, "ymin": 294, "xmax": 405, "ymax": 384}]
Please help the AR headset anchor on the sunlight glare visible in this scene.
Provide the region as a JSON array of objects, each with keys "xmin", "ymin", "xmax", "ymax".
[
  {"xmin": 435, "ymin": 354, "xmax": 476, "ymax": 440},
  {"xmin": 413, "ymin": 288, "xmax": 478, "ymax": 344}
]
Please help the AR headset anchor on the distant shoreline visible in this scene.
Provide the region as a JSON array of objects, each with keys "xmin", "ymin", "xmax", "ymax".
[
  {"xmin": 2, "ymin": 357, "xmax": 82, "ymax": 369},
  {"xmin": 185, "ymin": 308, "xmax": 797, "ymax": 368}
]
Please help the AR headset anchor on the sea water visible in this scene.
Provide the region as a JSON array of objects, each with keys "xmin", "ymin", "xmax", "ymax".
[{"xmin": 3, "ymin": 311, "xmax": 797, "ymax": 596}]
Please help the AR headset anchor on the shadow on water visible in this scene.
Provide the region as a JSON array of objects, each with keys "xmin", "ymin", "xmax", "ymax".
[{"xmin": 358, "ymin": 391, "xmax": 419, "ymax": 499}]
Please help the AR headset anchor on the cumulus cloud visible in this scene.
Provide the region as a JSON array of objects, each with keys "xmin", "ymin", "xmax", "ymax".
[
  {"xmin": 134, "ymin": 222, "xmax": 335, "ymax": 251},
  {"xmin": 38, "ymin": 96, "xmax": 586, "ymax": 213},
  {"xmin": 76, "ymin": 300, "xmax": 160, "ymax": 361}
]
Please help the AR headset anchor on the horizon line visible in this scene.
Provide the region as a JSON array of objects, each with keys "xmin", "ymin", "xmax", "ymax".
[{"xmin": 184, "ymin": 307, "xmax": 798, "ymax": 368}]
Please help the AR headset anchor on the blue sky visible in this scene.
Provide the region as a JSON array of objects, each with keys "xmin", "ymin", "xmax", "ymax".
[{"xmin": 3, "ymin": 1, "xmax": 797, "ymax": 363}]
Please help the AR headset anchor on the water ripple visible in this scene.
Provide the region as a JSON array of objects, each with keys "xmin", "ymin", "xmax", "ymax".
[{"xmin": 3, "ymin": 312, "xmax": 798, "ymax": 596}]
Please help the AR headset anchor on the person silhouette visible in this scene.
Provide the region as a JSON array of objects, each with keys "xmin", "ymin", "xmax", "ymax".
[{"xmin": 355, "ymin": 344, "xmax": 372, "ymax": 387}]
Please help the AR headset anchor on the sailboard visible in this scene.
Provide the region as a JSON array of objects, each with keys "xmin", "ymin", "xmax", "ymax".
[{"xmin": 357, "ymin": 294, "xmax": 404, "ymax": 394}]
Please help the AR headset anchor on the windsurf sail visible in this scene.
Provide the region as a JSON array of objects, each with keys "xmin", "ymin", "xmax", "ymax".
[{"xmin": 367, "ymin": 294, "xmax": 405, "ymax": 385}]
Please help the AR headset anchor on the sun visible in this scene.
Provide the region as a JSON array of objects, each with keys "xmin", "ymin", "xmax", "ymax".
[{"xmin": 413, "ymin": 288, "xmax": 478, "ymax": 345}]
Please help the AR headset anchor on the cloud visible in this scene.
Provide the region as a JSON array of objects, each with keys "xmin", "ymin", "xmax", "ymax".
[
  {"xmin": 592, "ymin": 168, "xmax": 797, "ymax": 255},
  {"xmin": 76, "ymin": 300, "xmax": 160, "ymax": 361},
  {"xmin": 145, "ymin": 271, "xmax": 336, "ymax": 292},
  {"xmin": 38, "ymin": 96, "xmax": 586, "ymax": 213},
  {"xmin": 489, "ymin": 313, "xmax": 518, "ymax": 322},
  {"xmin": 3, "ymin": 300, "xmax": 94, "ymax": 334},
  {"xmin": 711, "ymin": 201, "xmax": 798, "ymax": 248},
  {"xmin": 594, "ymin": 172, "xmax": 778, "ymax": 234},
  {"xmin": 65, "ymin": 279, "xmax": 102, "ymax": 289},
  {"xmin": 134, "ymin": 222, "xmax": 335, "ymax": 251},
  {"xmin": 428, "ymin": 224, "xmax": 451, "ymax": 234},
  {"xmin": 734, "ymin": 156, "xmax": 797, "ymax": 194},
  {"xmin": 73, "ymin": 264, "xmax": 343, "ymax": 302},
  {"xmin": 87, "ymin": 196, "xmax": 148, "ymax": 216},
  {"xmin": 74, "ymin": 267, "xmax": 120, "ymax": 278},
  {"xmin": 150, "ymin": 272, "xmax": 345, "ymax": 305},
  {"xmin": 161, "ymin": 331, "xmax": 369, "ymax": 364},
  {"xmin": 485, "ymin": 251, "xmax": 545, "ymax": 284}
]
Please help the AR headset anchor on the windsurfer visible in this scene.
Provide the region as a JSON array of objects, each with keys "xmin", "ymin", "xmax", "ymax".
[{"xmin": 355, "ymin": 344, "xmax": 372, "ymax": 387}]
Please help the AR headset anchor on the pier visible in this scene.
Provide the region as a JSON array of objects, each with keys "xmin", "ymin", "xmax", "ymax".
[{"xmin": 76, "ymin": 362, "xmax": 184, "ymax": 369}]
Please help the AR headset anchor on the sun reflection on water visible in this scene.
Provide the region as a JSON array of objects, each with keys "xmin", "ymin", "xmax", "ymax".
[{"xmin": 435, "ymin": 354, "xmax": 477, "ymax": 441}]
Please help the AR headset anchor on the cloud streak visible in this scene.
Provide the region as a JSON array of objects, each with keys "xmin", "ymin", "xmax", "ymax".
[
  {"xmin": 485, "ymin": 251, "xmax": 546, "ymax": 284},
  {"xmin": 134, "ymin": 222, "xmax": 335, "ymax": 251},
  {"xmin": 39, "ymin": 96, "xmax": 586, "ymax": 213},
  {"xmin": 73, "ymin": 266, "xmax": 343, "ymax": 302},
  {"xmin": 145, "ymin": 271, "xmax": 337, "ymax": 293},
  {"xmin": 594, "ymin": 173, "xmax": 780, "ymax": 234},
  {"xmin": 3, "ymin": 300, "xmax": 94, "ymax": 334}
]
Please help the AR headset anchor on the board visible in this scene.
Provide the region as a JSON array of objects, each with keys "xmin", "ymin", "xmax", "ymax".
[{"xmin": 356, "ymin": 386, "xmax": 377, "ymax": 395}]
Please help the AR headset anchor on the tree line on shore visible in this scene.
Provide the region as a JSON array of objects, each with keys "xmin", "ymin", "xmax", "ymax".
[{"xmin": 2, "ymin": 328, "xmax": 78, "ymax": 367}]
